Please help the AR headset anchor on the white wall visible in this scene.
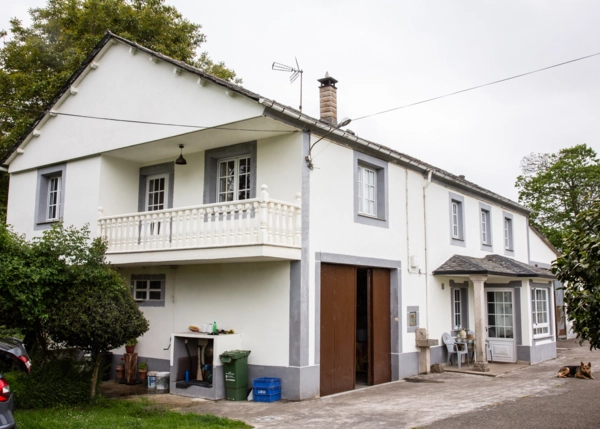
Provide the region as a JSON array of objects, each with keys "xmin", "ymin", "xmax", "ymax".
[
  {"xmin": 8, "ymin": 41, "xmax": 264, "ymax": 173},
  {"xmin": 257, "ymin": 133, "xmax": 302, "ymax": 202},
  {"xmin": 99, "ymin": 155, "xmax": 139, "ymax": 217},
  {"xmin": 528, "ymin": 227, "xmax": 558, "ymax": 266},
  {"xmin": 6, "ymin": 170, "xmax": 37, "ymax": 239},
  {"xmin": 119, "ymin": 262, "xmax": 291, "ymax": 367}
]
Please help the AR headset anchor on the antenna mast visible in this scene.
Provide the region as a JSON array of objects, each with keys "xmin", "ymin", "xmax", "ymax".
[{"xmin": 272, "ymin": 58, "xmax": 303, "ymax": 111}]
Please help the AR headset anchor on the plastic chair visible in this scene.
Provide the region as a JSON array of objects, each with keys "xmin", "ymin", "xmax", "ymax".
[{"xmin": 442, "ymin": 332, "xmax": 470, "ymax": 369}]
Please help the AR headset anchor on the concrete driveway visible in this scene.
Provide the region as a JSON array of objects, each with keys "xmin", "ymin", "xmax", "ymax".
[{"xmin": 123, "ymin": 338, "xmax": 599, "ymax": 428}]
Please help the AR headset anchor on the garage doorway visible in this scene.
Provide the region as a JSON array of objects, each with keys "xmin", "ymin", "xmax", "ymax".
[{"xmin": 320, "ymin": 263, "xmax": 391, "ymax": 397}]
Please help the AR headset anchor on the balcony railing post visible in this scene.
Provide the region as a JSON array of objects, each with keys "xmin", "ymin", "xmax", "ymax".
[
  {"xmin": 198, "ymin": 208, "xmax": 205, "ymax": 246},
  {"xmin": 259, "ymin": 185, "xmax": 269, "ymax": 243},
  {"xmin": 294, "ymin": 192, "xmax": 302, "ymax": 246}
]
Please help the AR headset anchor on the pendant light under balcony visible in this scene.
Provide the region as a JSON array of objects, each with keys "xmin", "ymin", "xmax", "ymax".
[{"xmin": 175, "ymin": 144, "xmax": 187, "ymax": 165}]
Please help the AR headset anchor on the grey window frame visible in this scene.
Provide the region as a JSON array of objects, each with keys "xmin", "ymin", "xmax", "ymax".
[
  {"xmin": 204, "ymin": 141, "xmax": 257, "ymax": 204},
  {"xmin": 138, "ymin": 162, "xmax": 174, "ymax": 212},
  {"xmin": 448, "ymin": 192, "xmax": 465, "ymax": 246},
  {"xmin": 353, "ymin": 151, "xmax": 389, "ymax": 228},
  {"xmin": 34, "ymin": 163, "xmax": 67, "ymax": 230},
  {"xmin": 479, "ymin": 202, "xmax": 493, "ymax": 251},
  {"xmin": 503, "ymin": 211, "xmax": 515, "ymax": 256},
  {"xmin": 131, "ymin": 274, "xmax": 166, "ymax": 307}
]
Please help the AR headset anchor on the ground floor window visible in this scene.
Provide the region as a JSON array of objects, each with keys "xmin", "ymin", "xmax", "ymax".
[
  {"xmin": 532, "ymin": 288, "xmax": 550, "ymax": 338},
  {"xmin": 131, "ymin": 274, "xmax": 166, "ymax": 307}
]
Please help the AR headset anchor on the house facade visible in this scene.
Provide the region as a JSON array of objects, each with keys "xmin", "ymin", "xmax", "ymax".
[{"xmin": 1, "ymin": 33, "xmax": 558, "ymax": 400}]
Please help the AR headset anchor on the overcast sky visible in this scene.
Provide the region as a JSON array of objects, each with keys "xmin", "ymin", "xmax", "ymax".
[{"xmin": 2, "ymin": 0, "xmax": 600, "ymax": 201}]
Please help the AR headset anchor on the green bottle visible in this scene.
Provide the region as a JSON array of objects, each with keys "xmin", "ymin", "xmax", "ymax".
[{"xmin": 212, "ymin": 321, "xmax": 217, "ymax": 334}]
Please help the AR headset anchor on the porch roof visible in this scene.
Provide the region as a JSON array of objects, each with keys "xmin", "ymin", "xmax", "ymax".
[{"xmin": 432, "ymin": 254, "xmax": 555, "ymax": 279}]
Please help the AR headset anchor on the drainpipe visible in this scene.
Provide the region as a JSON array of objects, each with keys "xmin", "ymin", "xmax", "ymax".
[{"xmin": 423, "ymin": 170, "xmax": 433, "ymax": 331}]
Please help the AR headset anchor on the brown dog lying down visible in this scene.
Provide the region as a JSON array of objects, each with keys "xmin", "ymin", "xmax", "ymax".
[{"xmin": 557, "ymin": 362, "xmax": 594, "ymax": 379}]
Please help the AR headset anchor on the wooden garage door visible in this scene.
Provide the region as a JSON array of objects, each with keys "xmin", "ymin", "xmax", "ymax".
[
  {"xmin": 370, "ymin": 268, "xmax": 391, "ymax": 385},
  {"xmin": 320, "ymin": 263, "xmax": 356, "ymax": 397}
]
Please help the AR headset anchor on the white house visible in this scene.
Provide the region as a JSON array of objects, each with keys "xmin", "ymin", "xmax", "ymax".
[{"xmin": 1, "ymin": 33, "xmax": 559, "ymax": 400}]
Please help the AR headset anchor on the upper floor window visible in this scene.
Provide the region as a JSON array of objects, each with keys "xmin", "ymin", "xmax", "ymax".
[
  {"xmin": 204, "ymin": 142, "xmax": 257, "ymax": 204},
  {"xmin": 47, "ymin": 176, "xmax": 62, "ymax": 221},
  {"xmin": 146, "ymin": 174, "xmax": 168, "ymax": 211},
  {"xmin": 217, "ymin": 156, "xmax": 251, "ymax": 202},
  {"xmin": 35, "ymin": 163, "xmax": 66, "ymax": 230},
  {"xmin": 503, "ymin": 211, "xmax": 514, "ymax": 256},
  {"xmin": 357, "ymin": 165, "xmax": 376, "ymax": 216},
  {"xmin": 449, "ymin": 192, "xmax": 465, "ymax": 246},
  {"xmin": 138, "ymin": 162, "xmax": 174, "ymax": 213},
  {"xmin": 353, "ymin": 151, "xmax": 388, "ymax": 228},
  {"xmin": 532, "ymin": 287, "xmax": 550, "ymax": 338},
  {"xmin": 479, "ymin": 202, "xmax": 492, "ymax": 250}
]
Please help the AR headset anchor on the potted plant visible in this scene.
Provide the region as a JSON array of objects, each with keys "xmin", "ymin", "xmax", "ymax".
[
  {"xmin": 138, "ymin": 361, "xmax": 148, "ymax": 382},
  {"xmin": 116, "ymin": 357, "xmax": 125, "ymax": 381},
  {"xmin": 125, "ymin": 338, "xmax": 138, "ymax": 354}
]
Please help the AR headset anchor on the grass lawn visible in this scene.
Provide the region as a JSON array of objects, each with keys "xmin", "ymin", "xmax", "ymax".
[{"xmin": 15, "ymin": 397, "xmax": 252, "ymax": 429}]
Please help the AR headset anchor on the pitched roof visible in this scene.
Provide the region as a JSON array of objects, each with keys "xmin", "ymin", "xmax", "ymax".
[
  {"xmin": 432, "ymin": 254, "xmax": 555, "ymax": 279},
  {"xmin": 2, "ymin": 32, "xmax": 530, "ymax": 215}
]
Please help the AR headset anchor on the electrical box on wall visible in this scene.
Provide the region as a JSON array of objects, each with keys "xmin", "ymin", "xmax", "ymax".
[{"xmin": 410, "ymin": 255, "xmax": 419, "ymax": 269}]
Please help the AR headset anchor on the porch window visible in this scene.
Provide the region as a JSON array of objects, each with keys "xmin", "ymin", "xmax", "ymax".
[
  {"xmin": 131, "ymin": 274, "xmax": 166, "ymax": 307},
  {"xmin": 453, "ymin": 289, "xmax": 461, "ymax": 329},
  {"xmin": 532, "ymin": 288, "xmax": 550, "ymax": 338},
  {"xmin": 217, "ymin": 156, "xmax": 251, "ymax": 202},
  {"xmin": 146, "ymin": 174, "xmax": 168, "ymax": 211}
]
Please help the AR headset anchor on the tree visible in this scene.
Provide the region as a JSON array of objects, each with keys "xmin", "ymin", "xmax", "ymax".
[
  {"xmin": 48, "ymin": 267, "xmax": 149, "ymax": 401},
  {"xmin": 553, "ymin": 199, "xmax": 600, "ymax": 350},
  {"xmin": 516, "ymin": 144, "xmax": 600, "ymax": 249},
  {"xmin": 0, "ymin": 222, "xmax": 148, "ymax": 400},
  {"xmin": 0, "ymin": 0, "xmax": 240, "ymax": 214}
]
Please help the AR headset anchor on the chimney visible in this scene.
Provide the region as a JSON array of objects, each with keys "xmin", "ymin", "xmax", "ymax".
[{"xmin": 318, "ymin": 72, "xmax": 338, "ymax": 125}]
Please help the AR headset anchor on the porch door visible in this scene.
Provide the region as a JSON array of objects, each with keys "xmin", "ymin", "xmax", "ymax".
[
  {"xmin": 320, "ymin": 264, "xmax": 357, "ymax": 397},
  {"xmin": 486, "ymin": 290, "xmax": 516, "ymax": 362}
]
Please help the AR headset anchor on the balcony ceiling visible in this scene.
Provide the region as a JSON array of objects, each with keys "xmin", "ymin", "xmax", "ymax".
[{"xmin": 104, "ymin": 116, "xmax": 297, "ymax": 163}]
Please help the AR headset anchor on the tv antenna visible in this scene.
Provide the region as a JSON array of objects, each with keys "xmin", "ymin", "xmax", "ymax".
[{"xmin": 272, "ymin": 58, "xmax": 304, "ymax": 111}]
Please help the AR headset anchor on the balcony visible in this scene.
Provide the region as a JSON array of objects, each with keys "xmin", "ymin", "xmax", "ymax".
[{"xmin": 97, "ymin": 185, "xmax": 302, "ymax": 266}]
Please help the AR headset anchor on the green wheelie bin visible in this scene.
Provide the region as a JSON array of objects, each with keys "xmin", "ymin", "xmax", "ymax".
[{"xmin": 219, "ymin": 350, "xmax": 251, "ymax": 401}]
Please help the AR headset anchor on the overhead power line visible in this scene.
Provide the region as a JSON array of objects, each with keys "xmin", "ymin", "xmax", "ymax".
[
  {"xmin": 352, "ymin": 51, "xmax": 600, "ymax": 122},
  {"xmin": 0, "ymin": 104, "xmax": 297, "ymax": 133}
]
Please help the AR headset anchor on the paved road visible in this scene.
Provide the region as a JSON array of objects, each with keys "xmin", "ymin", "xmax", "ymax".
[{"xmin": 122, "ymin": 338, "xmax": 599, "ymax": 428}]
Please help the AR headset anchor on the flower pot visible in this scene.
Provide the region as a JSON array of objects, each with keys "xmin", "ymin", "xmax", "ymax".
[
  {"xmin": 125, "ymin": 345, "xmax": 136, "ymax": 354},
  {"xmin": 138, "ymin": 369, "xmax": 148, "ymax": 382}
]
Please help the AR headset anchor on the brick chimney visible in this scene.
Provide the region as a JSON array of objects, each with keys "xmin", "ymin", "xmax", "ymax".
[{"xmin": 317, "ymin": 72, "xmax": 338, "ymax": 125}]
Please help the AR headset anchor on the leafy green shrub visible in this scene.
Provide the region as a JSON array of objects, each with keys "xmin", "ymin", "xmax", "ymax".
[{"xmin": 4, "ymin": 357, "xmax": 95, "ymax": 409}]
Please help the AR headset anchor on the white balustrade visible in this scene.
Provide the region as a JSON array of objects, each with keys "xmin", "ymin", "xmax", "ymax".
[{"xmin": 97, "ymin": 185, "xmax": 301, "ymax": 253}]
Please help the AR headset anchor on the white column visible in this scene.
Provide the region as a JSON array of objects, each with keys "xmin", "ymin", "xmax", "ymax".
[{"xmin": 470, "ymin": 274, "xmax": 490, "ymax": 372}]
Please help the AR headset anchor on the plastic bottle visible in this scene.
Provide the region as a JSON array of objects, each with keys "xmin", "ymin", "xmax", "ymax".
[
  {"xmin": 185, "ymin": 369, "xmax": 190, "ymax": 382},
  {"xmin": 212, "ymin": 321, "xmax": 217, "ymax": 333}
]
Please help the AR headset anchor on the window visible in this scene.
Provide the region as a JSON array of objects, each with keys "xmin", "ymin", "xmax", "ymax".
[
  {"xmin": 146, "ymin": 174, "xmax": 168, "ymax": 211},
  {"xmin": 204, "ymin": 142, "xmax": 257, "ymax": 204},
  {"xmin": 138, "ymin": 162, "xmax": 174, "ymax": 212},
  {"xmin": 448, "ymin": 192, "xmax": 465, "ymax": 246},
  {"xmin": 453, "ymin": 289, "xmax": 462, "ymax": 329},
  {"xmin": 503, "ymin": 211, "xmax": 514, "ymax": 256},
  {"xmin": 479, "ymin": 202, "xmax": 492, "ymax": 250},
  {"xmin": 532, "ymin": 288, "xmax": 550, "ymax": 338},
  {"xmin": 47, "ymin": 176, "xmax": 62, "ymax": 221},
  {"xmin": 450, "ymin": 283, "xmax": 468, "ymax": 330},
  {"xmin": 131, "ymin": 274, "xmax": 166, "ymax": 307},
  {"xmin": 217, "ymin": 156, "xmax": 251, "ymax": 202},
  {"xmin": 357, "ymin": 165, "xmax": 376, "ymax": 216},
  {"xmin": 353, "ymin": 151, "xmax": 388, "ymax": 228},
  {"xmin": 35, "ymin": 164, "xmax": 66, "ymax": 230}
]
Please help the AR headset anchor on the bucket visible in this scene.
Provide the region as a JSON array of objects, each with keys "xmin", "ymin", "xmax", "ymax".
[
  {"xmin": 147, "ymin": 371, "xmax": 157, "ymax": 389},
  {"xmin": 156, "ymin": 371, "xmax": 170, "ymax": 392}
]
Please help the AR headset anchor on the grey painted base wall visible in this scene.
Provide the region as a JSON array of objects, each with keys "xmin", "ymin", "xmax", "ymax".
[
  {"xmin": 397, "ymin": 351, "xmax": 420, "ymax": 379},
  {"xmin": 111, "ymin": 354, "xmax": 170, "ymax": 381},
  {"xmin": 248, "ymin": 364, "xmax": 319, "ymax": 401},
  {"xmin": 430, "ymin": 345, "xmax": 448, "ymax": 366},
  {"xmin": 518, "ymin": 341, "xmax": 557, "ymax": 364}
]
